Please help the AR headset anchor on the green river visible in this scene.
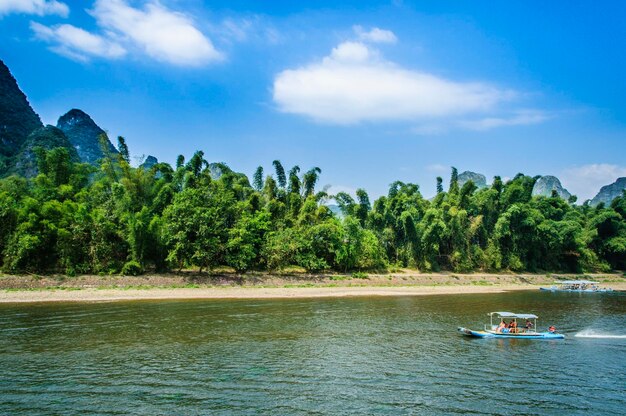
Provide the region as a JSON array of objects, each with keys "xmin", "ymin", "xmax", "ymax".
[{"xmin": 0, "ymin": 291, "xmax": 624, "ymax": 415}]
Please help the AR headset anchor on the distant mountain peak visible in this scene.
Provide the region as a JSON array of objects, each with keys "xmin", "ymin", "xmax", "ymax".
[
  {"xmin": 458, "ymin": 171, "xmax": 487, "ymax": 189},
  {"xmin": 57, "ymin": 109, "xmax": 100, "ymax": 131},
  {"xmin": 140, "ymin": 155, "xmax": 158, "ymax": 169},
  {"xmin": 57, "ymin": 108, "xmax": 117, "ymax": 165},
  {"xmin": 532, "ymin": 175, "xmax": 572, "ymax": 200},
  {"xmin": 590, "ymin": 177, "xmax": 626, "ymax": 206},
  {"xmin": 58, "ymin": 108, "xmax": 90, "ymax": 126}
]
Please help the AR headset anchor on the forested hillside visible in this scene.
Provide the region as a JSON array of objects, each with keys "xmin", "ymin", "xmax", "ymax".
[
  {"xmin": 0, "ymin": 137, "xmax": 624, "ymax": 276},
  {"xmin": 0, "ymin": 60, "xmax": 43, "ymax": 172}
]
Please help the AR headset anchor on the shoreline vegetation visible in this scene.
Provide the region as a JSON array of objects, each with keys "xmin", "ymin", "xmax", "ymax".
[
  {"xmin": 1, "ymin": 271, "xmax": 624, "ymax": 303},
  {"xmin": 1, "ymin": 145, "xmax": 625, "ymax": 279}
]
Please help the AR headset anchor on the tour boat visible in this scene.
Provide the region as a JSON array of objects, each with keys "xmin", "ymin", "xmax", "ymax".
[
  {"xmin": 458, "ymin": 311, "xmax": 565, "ymax": 339},
  {"xmin": 540, "ymin": 280, "xmax": 613, "ymax": 293}
]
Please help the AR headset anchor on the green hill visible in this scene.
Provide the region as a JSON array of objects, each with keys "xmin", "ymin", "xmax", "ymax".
[{"xmin": 0, "ymin": 60, "xmax": 43, "ymax": 171}]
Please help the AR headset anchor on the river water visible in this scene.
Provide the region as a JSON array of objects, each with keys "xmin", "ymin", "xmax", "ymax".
[{"xmin": 0, "ymin": 291, "xmax": 624, "ymax": 415}]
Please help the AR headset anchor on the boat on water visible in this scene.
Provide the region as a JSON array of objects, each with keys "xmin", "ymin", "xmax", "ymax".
[
  {"xmin": 540, "ymin": 280, "xmax": 613, "ymax": 293},
  {"xmin": 458, "ymin": 311, "xmax": 565, "ymax": 339}
]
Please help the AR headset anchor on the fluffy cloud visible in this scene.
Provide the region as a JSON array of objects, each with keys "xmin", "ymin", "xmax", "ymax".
[
  {"xmin": 354, "ymin": 26, "xmax": 397, "ymax": 44},
  {"xmin": 0, "ymin": 0, "xmax": 68, "ymax": 17},
  {"xmin": 31, "ymin": 21, "xmax": 126, "ymax": 60},
  {"xmin": 561, "ymin": 164, "xmax": 626, "ymax": 201},
  {"xmin": 30, "ymin": 0, "xmax": 222, "ymax": 66},
  {"xmin": 327, "ymin": 41, "xmax": 374, "ymax": 62},
  {"xmin": 273, "ymin": 40, "xmax": 517, "ymax": 125},
  {"xmin": 91, "ymin": 0, "xmax": 222, "ymax": 66}
]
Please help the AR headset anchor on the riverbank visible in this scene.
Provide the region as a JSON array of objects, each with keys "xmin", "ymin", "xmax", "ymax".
[{"xmin": 1, "ymin": 271, "xmax": 623, "ymax": 303}]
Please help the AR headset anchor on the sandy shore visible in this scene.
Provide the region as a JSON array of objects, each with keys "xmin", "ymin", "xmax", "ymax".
[
  {"xmin": 2, "ymin": 283, "xmax": 625, "ymax": 304},
  {"xmin": 0, "ymin": 284, "xmax": 551, "ymax": 303},
  {"xmin": 1, "ymin": 272, "xmax": 623, "ymax": 303}
]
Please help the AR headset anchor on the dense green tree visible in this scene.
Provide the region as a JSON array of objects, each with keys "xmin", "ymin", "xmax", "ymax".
[
  {"xmin": 303, "ymin": 167, "xmax": 321, "ymax": 197},
  {"xmin": 226, "ymin": 210, "xmax": 270, "ymax": 272},
  {"xmin": 337, "ymin": 216, "xmax": 386, "ymax": 271},
  {"xmin": 0, "ymin": 191, "xmax": 18, "ymax": 267},
  {"xmin": 117, "ymin": 136, "xmax": 130, "ymax": 163},
  {"xmin": 272, "ymin": 160, "xmax": 286, "ymax": 189},
  {"xmin": 288, "ymin": 165, "xmax": 301, "ymax": 195},
  {"xmin": 162, "ymin": 182, "xmax": 235, "ymax": 272},
  {"xmin": 253, "ymin": 166, "xmax": 264, "ymax": 191},
  {"xmin": 355, "ymin": 189, "xmax": 371, "ymax": 226},
  {"xmin": 34, "ymin": 147, "xmax": 72, "ymax": 187},
  {"xmin": 449, "ymin": 167, "xmax": 459, "ymax": 195}
]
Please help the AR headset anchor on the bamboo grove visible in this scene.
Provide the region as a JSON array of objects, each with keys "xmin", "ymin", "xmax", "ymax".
[{"xmin": 0, "ymin": 138, "xmax": 625, "ymax": 276}]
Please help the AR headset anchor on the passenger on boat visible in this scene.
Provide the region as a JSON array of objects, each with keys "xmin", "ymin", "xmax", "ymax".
[
  {"xmin": 548, "ymin": 325, "xmax": 556, "ymax": 333},
  {"xmin": 497, "ymin": 321, "xmax": 506, "ymax": 333},
  {"xmin": 525, "ymin": 320, "xmax": 534, "ymax": 331},
  {"xmin": 509, "ymin": 320, "xmax": 518, "ymax": 334}
]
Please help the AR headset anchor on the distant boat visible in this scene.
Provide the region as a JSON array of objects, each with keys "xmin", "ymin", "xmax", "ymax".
[
  {"xmin": 458, "ymin": 311, "xmax": 565, "ymax": 339},
  {"xmin": 540, "ymin": 280, "xmax": 613, "ymax": 293}
]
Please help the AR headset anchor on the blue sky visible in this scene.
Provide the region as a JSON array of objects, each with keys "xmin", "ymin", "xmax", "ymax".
[{"xmin": 1, "ymin": 0, "xmax": 625, "ymax": 200}]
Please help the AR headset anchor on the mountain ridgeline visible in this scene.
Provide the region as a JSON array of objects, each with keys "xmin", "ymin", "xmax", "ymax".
[
  {"xmin": 0, "ymin": 59, "xmax": 120, "ymax": 176},
  {"xmin": 591, "ymin": 178, "xmax": 626, "ymax": 207}
]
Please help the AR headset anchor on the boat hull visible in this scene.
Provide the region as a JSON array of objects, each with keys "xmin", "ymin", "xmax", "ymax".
[
  {"xmin": 458, "ymin": 327, "xmax": 565, "ymax": 339},
  {"xmin": 540, "ymin": 287, "xmax": 613, "ymax": 293}
]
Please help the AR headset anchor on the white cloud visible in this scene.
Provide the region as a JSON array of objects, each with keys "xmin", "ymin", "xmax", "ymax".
[
  {"xmin": 31, "ymin": 21, "xmax": 126, "ymax": 61},
  {"xmin": 410, "ymin": 110, "xmax": 549, "ymax": 135},
  {"xmin": 91, "ymin": 0, "xmax": 222, "ymax": 66},
  {"xmin": 561, "ymin": 164, "xmax": 626, "ymax": 201},
  {"xmin": 458, "ymin": 110, "xmax": 550, "ymax": 131},
  {"xmin": 273, "ymin": 41, "xmax": 517, "ymax": 125},
  {"xmin": 30, "ymin": 0, "xmax": 222, "ymax": 66},
  {"xmin": 0, "ymin": 0, "xmax": 68, "ymax": 17},
  {"xmin": 327, "ymin": 41, "xmax": 374, "ymax": 63},
  {"xmin": 354, "ymin": 26, "xmax": 397, "ymax": 44}
]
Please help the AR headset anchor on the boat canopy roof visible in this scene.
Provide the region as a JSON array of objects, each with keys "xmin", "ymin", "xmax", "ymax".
[
  {"xmin": 489, "ymin": 311, "xmax": 538, "ymax": 319},
  {"xmin": 558, "ymin": 280, "xmax": 599, "ymax": 284}
]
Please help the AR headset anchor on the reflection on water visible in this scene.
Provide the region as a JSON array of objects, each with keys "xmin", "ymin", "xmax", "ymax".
[{"xmin": 0, "ymin": 291, "xmax": 624, "ymax": 415}]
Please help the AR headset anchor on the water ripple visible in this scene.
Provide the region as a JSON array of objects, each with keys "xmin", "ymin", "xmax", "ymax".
[{"xmin": 0, "ymin": 292, "xmax": 624, "ymax": 414}]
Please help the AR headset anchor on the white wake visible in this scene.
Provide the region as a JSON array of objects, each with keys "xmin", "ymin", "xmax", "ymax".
[{"xmin": 575, "ymin": 329, "xmax": 626, "ymax": 339}]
